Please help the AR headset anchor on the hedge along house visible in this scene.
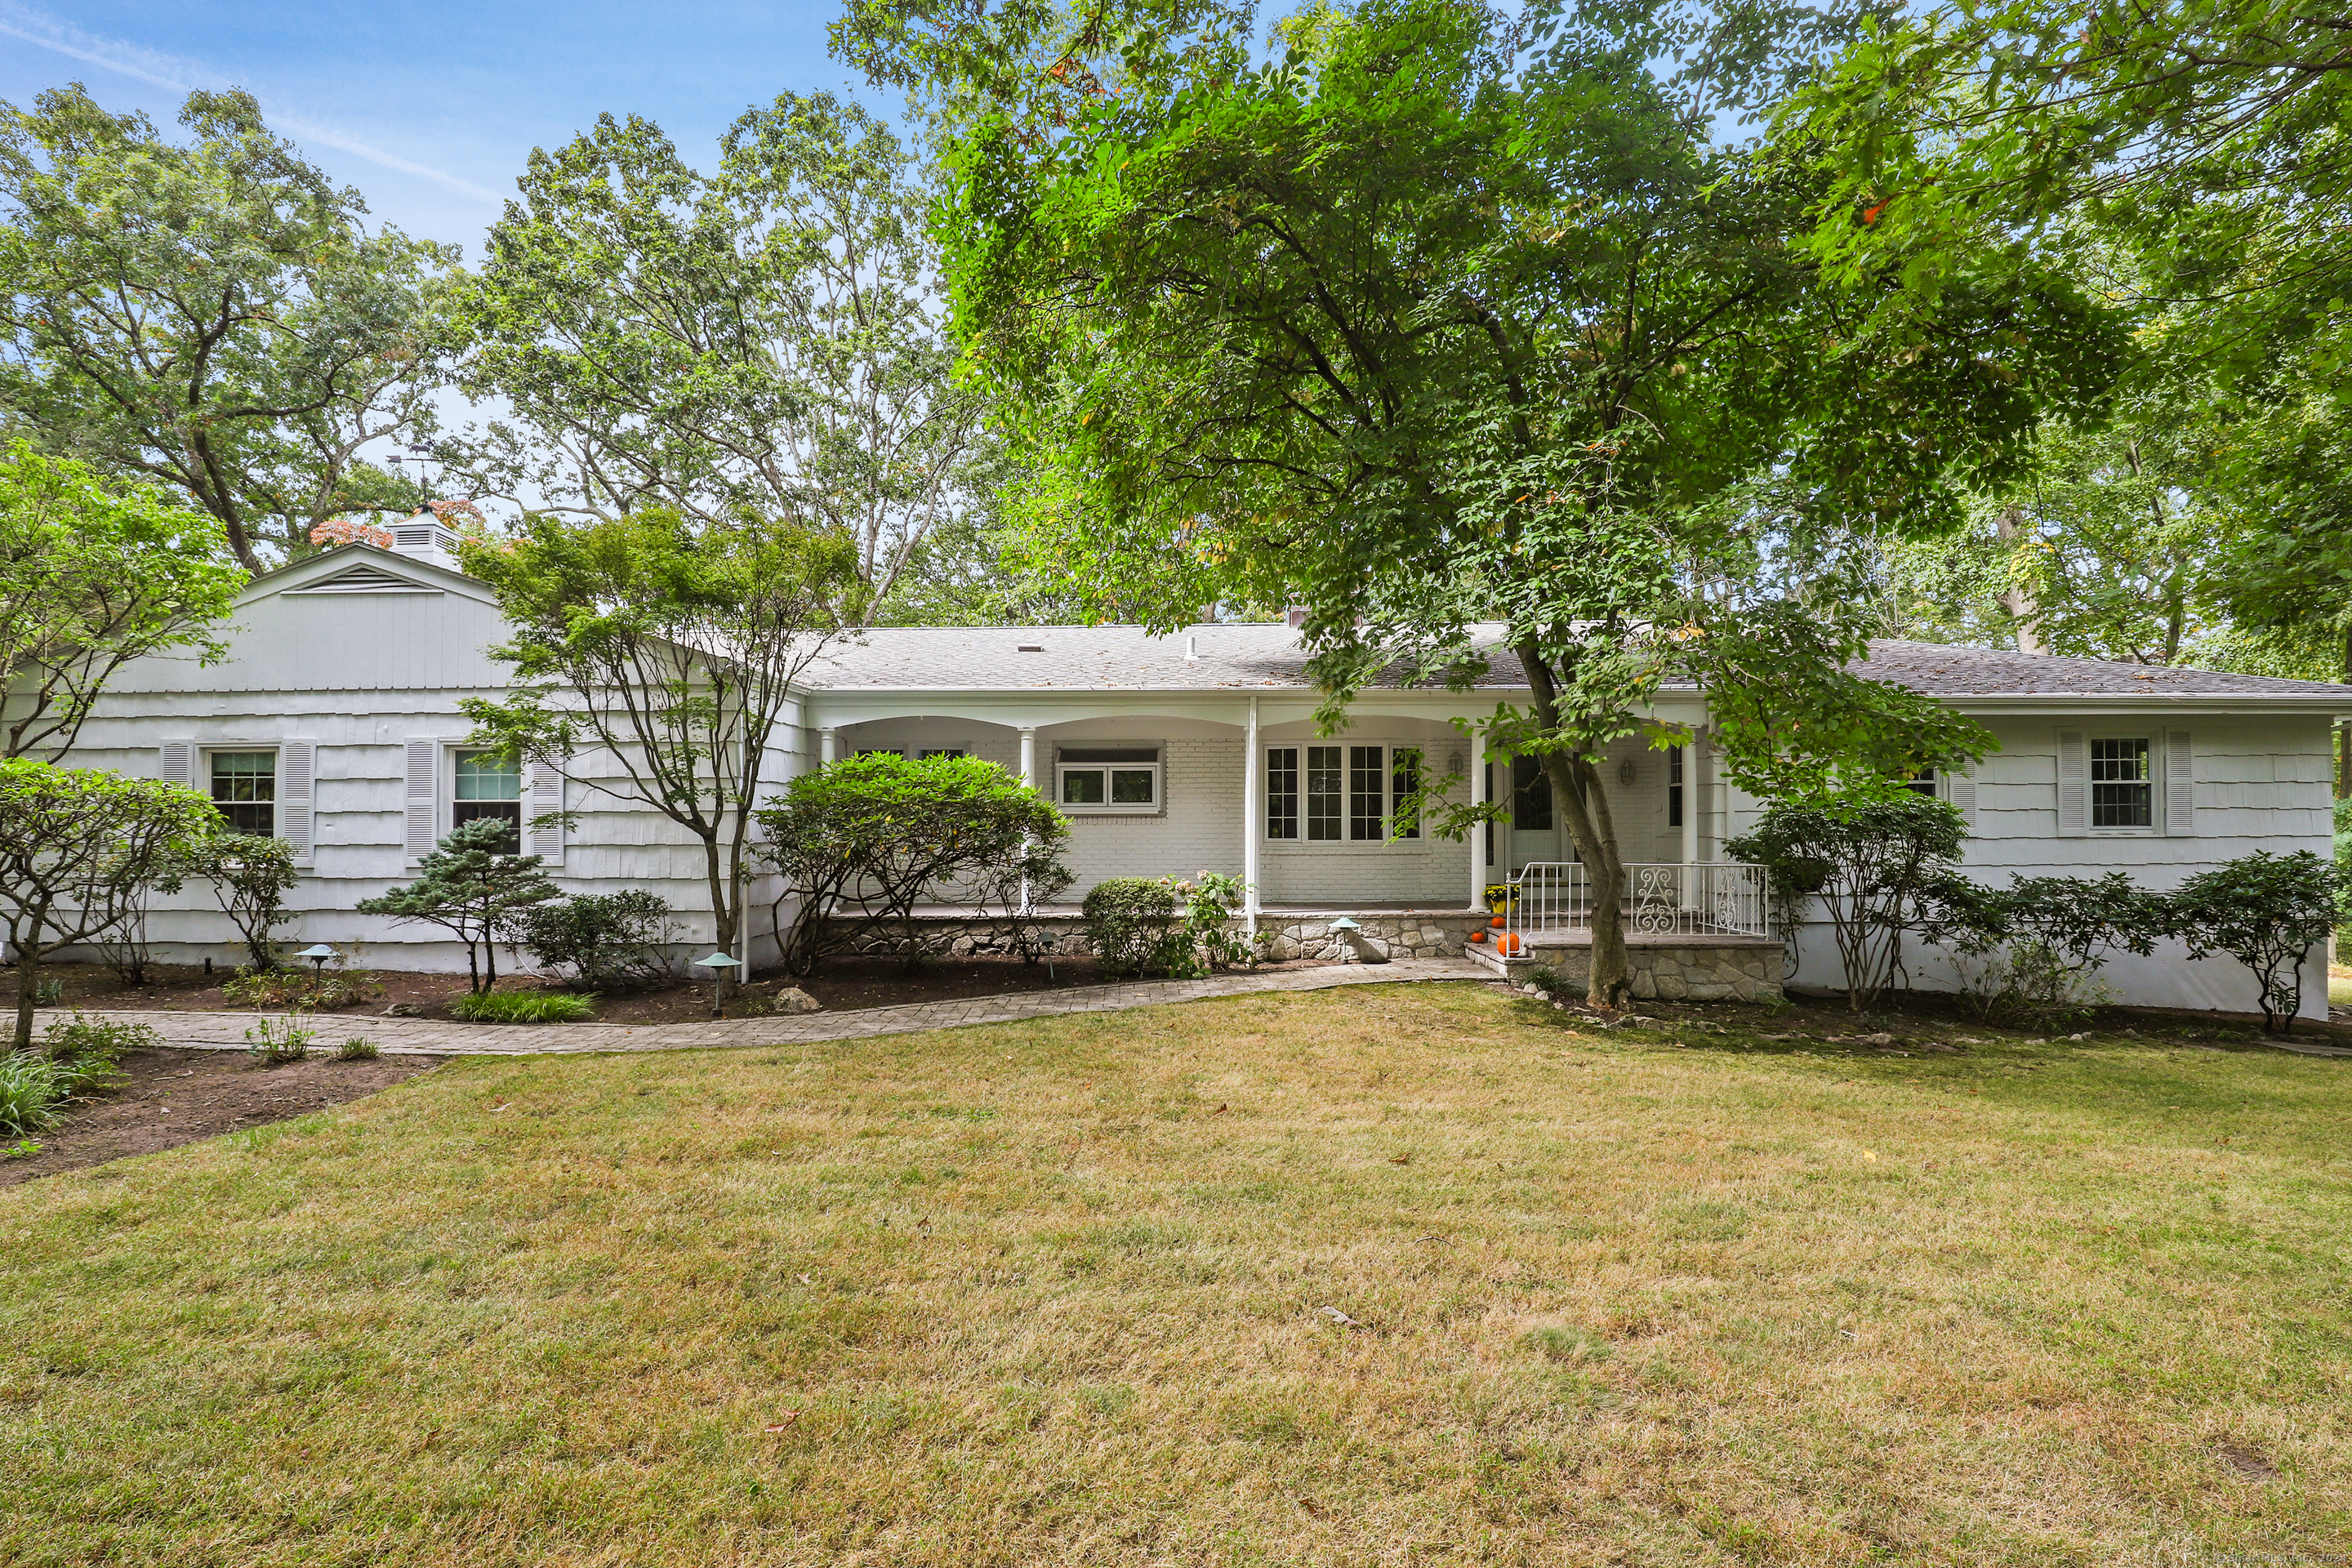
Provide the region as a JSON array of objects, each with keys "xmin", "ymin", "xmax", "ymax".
[
  {"xmin": 793, "ymin": 628, "xmax": 2352, "ymax": 1019},
  {"xmin": 22, "ymin": 536, "xmax": 2352, "ymax": 1018}
]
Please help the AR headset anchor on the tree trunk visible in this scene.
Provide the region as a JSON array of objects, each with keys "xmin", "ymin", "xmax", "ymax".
[
  {"xmin": 702, "ymin": 832, "xmax": 738, "ymax": 1001},
  {"xmin": 466, "ymin": 938, "xmax": 481, "ymax": 994},
  {"xmin": 12, "ymin": 943, "xmax": 38, "ymax": 1055},
  {"xmin": 1515, "ymin": 644, "xmax": 1633, "ymax": 1009},
  {"xmin": 2339, "ymin": 628, "xmax": 2350, "ymax": 800}
]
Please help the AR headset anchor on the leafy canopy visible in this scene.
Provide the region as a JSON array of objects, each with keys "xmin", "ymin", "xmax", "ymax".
[
  {"xmin": 0, "ymin": 86, "xmax": 451, "ymax": 572},
  {"xmin": 0, "ymin": 441, "xmax": 244, "ymax": 761}
]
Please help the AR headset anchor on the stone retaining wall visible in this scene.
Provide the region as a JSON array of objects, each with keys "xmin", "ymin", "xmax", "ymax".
[
  {"xmin": 821, "ymin": 909, "xmax": 1494, "ymax": 964},
  {"xmin": 1530, "ymin": 940, "xmax": 1782, "ymax": 1003}
]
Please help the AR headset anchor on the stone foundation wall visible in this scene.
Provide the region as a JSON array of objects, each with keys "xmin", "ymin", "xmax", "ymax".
[
  {"xmin": 820, "ymin": 909, "xmax": 1492, "ymax": 963},
  {"xmin": 1533, "ymin": 941, "xmax": 1781, "ymax": 1003}
]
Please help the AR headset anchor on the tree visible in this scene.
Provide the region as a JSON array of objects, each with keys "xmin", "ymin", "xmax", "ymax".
[
  {"xmin": 0, "ymin": 85, "xmax": 452, "ymax": 572},
  {"xmin": 452, "ymin": 92, "xmax": 982, "ymax": 608},
  {"xmin": 356, "ymin": 817, "xmax": 559, "ymax": 993},
  {"xmin": 0, "ymin": 760, "xmax": 217, "ymax": 1051},
  {"xmin": 460, "ymin": 508, "xmax": 860, "ymax": 988},
  {"xmin": 844, "ymin": 0, "xmax": 2119, "ymax": 1006},
  {"xmin": 0, "ymin": 442, "xmax": 245, "ymax": 760},
  {"xmin": 754, "ymin": 751, "xmax": 1072, "ymax": 973},
  {"xmin": 2169, "ymin": 849, "xmax": 2348, "ymax": 1034},
  {"xmin": 183, "ymin": 833, "xmax": 300, "ymax": 969}
]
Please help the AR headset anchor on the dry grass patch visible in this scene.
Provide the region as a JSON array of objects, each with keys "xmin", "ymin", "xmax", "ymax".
[{"xmin": 3, "ymin": 985, "xmax": 2350, "ymax": 1566}]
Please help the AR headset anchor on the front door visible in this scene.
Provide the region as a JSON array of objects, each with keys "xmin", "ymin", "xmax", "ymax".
[{"xmin": 1508, "ymin": 755, "xmax": 1563, "ymax": 874}]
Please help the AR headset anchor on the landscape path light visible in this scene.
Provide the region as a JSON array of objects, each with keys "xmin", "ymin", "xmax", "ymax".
[
  {"xmin": 1326, "ymin": 916, "xmax": 1361, "ymax": 964},
  {"xmin": 694, "ymin": 951, "xmax": 742, "ymax": 1018},
  {"xmin": 296, "ymin": 944, "xmax": 339, "ymax": 982}
]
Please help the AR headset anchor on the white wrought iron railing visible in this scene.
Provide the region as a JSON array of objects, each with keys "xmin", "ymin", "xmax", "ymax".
[{"xmin": 1505, "ymin": 862, "xmax": 1771, "ymax": 942}]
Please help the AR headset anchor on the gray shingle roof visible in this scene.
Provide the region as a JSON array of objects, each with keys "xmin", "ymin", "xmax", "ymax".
[{"xmin": 799, "ymin": 624, "xmax": 2352, "ymax": 702}]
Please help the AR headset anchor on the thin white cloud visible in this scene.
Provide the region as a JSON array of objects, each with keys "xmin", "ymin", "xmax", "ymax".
[{"xmin": 0, "ymin": 6, "xmax": 504, "ymax": 205}]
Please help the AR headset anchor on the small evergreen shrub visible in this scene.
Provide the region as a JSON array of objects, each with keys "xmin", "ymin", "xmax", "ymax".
[
  {"xmin": 1082, "ymin": 878, "xmax": 1183, "ymax": 976},
  {"xmin": 451, "ymin": 991, "xmax": 597, "ymax": 1023}
]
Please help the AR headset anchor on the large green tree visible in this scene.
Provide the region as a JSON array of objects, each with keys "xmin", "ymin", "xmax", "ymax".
[
  {"xmin": 453, "ymin": 92, "xmax": 984, "ymax": 608},
  {"xmin": 457, "ymin": 508, "xmax": 861, "ymax": 987},
  {"xmin": 0, "ymin": 86, "xmax": 452, "ymax": 574},
  {"xmin": 843, "ymin": 0, "xmax": 2122, "ymax": 1005},
  {"xmin": 0, "ymin": 442, "xmax": 244, "ymax": 760}
]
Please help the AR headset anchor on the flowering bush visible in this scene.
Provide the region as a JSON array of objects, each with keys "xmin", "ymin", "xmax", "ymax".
[{"xmin": 309, "ymin": 516, "xmax": 394, "ymax": 550}]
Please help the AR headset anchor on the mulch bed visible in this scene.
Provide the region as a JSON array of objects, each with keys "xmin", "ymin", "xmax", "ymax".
[
  {"xmin": 2, "ymin": 1048, "xmax": 443, "ymax": 1188},
  {"xmin": 14, "ymin": 956, "xmax": 1345, "ymax": 1027}
]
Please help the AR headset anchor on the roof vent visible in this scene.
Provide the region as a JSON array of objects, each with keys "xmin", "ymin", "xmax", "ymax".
[
  {"xmin": 389, "ymin": 514, "xmax": 460, "ymax": 569},
  {"xmin": 1016, "ymin": 643, "xmax": 1045, "ymax": 653}
]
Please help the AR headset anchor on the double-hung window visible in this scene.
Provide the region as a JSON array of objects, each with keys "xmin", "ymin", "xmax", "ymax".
[
  {"xmin": 1348, "ymin": 746, "xmax": 1386, "ymax": 840},
  {"xmin": 1058, "ymin": 747, "xmax": 1160, "ymax": 813},
  {"xmin": 452, "ymin": 749, "xmax": 523, "ymax": 849},
  {"xmin": 209, "ymin": 751, "xmax": 276, "ymax": 835},
  {"xmin": 1668, "ymin": 747, "xmax": 1685, "ymax": 827},
  {"xmin": 1266, "ymin": 746, "xmax": 1300, "ymax": 839},
  {"xmin": 1512, "ymin": 755, "xmax": 1552, "ymax": 830},
  {"xmin": 1305, "ymin": 746, "xmax": 1343, "ymax": 840},
  {"xmin": 2091, "ymin": 738, "xmax": 2153, "ymax": 828},
  {"xmin": 1391, "ymin": 746, "xmax": 1422, "ymax": 840}
]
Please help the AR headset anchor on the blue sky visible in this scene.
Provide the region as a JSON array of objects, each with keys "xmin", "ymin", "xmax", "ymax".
[{"xmin": 0, "ymin": 1, "xmax": 889, "ymax": 253}]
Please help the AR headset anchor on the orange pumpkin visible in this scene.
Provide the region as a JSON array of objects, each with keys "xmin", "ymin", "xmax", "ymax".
[
  {"xmin": 1488, "ymin": 915, "xmax": 1507, "ymax": 929},
  {"xmin": 1495, "ymin": 933, "xmax": 1524, "ymax": 957},
  {"xmin": 1469, "ymin": 929, "xmax": 1487, "ymax": 943}
]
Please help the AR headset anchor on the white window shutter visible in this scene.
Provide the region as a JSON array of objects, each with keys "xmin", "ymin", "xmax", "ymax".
[
  {"xmin": 2166, "ymin": 728, "xmax": 2195, "ymax": 836},
  {"xmin": 279, "ymin": 742, "xmax": 315, "ymax": 866},
  {"xmin": 405, "ymin": 741, "xmax": 439, "ymax": 861},
  {"xmin": 529, "ymin": 760, "xmax": 565, "ymax": 865},
  {"xmin": 1946, "ymin": 764, "xmax": 1977, "ymax": 831},
  {"xmin": 2056, "ymin": 729, "xmax": 2087, "ymax": 836},
  {"xmin": 159, "ymin": 740, "xmax": 194, "ymax": 787}
]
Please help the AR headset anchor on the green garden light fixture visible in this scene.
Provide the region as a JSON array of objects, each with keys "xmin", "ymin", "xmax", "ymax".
[
  {"xmin": 296, "ymin": 944, "xmax": 338, "ymax": 982},
  {"xmin": 694, "ymin": 951, "xmax": 742, "ymax": 1018}
]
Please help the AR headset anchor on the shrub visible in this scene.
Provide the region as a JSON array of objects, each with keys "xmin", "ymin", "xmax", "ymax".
[
  {"xmin": 1923, "ymin": 872, "xmax": 2166, "ymax": 1031},
  {"xmin": 0, "ymin": 1054, "xmax": 64, "ymax": 1134},
  {"xmin": 1165, "ymin": 872, "xmax": 1254, "ymax": 978},
  {"xmin": 755, "ymin": 752, "xmax": 1073, "ymax": 974},
  {"xmin": 1728, "ymin": 793, "xmax": 1968, "ymax": 1009},
  {"xmin": 2169, "ymin": 849, "xmax": 2350, "ymax": 1033},
  {"xmin": 38, "ymin": 1012, "xmax": 154, "ymax": 1096},
  {"xmin": 221, "ymin": 967, "xmax": 383, "ymax": 1010},
  {"xmin": 451, "ymin": 991, "xmax": 597, "ymax": 1023},
  {"xmin": 243, "ymin": 1014, "xmax": 316, "ymax": 1065},
  {"xmin": 514, "ymin": 891, "xmax": 678, "ymax": 990},
  {"xmin": 183, "ymin": 834, "xmax": 299, "ymax": 969},
  {"xmin": 1083, "ymin": 877, "xmax": 1184, "ymax": 977},
  {"xmin": 356, "ymin": 819, "xmax": 559, "ymax": 992},
  {"xmin": 336, "ymin": 1036, "xmax": 379, "ymax": 1061}
]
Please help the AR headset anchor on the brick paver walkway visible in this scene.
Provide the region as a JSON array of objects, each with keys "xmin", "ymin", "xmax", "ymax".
[{"xmin": 42, "ymin": 958, "xmax": 1489, "ymax": 1058}]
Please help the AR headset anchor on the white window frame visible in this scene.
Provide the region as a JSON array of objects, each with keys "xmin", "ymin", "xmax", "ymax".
[
  {"xmin": 450, "ymin": 746, "xmax": 525, "ymax": 844},
  {"xmin": 1265, "ymin": 742, "xmax": 1424, "ymax": 847},
  {"xmin": 2088, "ymin": 731, "xmax": 2160, "ymax": 835},
  {"xmin": 203, "ymin": 745, "xmax": 281, "ymax": 838},
  {"xmin": 1056, "ymin": 747, "xmax": 1163, "ymax": 815}
]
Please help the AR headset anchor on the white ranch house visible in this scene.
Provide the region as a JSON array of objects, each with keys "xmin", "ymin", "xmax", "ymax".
[{"xmin": 34, "ymin": 528, "xmax": 2352, "ymax": 1020}]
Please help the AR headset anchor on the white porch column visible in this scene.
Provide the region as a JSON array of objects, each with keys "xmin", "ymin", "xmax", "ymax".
[
  {"xmin": 817, "ymin": 727, "xmax": 837, "ymax": 766},
  {"xmin": 1019, "ymin": 727, "xmax": 1038, "ymax": 791},
  {"xmin": 1242, "ymin": 698, "xmax": 1261, "ymax": 933},
  {"xmin": 1682, "ymin": 735, "xmax": 1702, "ymax": 866},
  {"xmin": 1468, "ymin": 727, "xmax": 1487, "ymax": 908}
]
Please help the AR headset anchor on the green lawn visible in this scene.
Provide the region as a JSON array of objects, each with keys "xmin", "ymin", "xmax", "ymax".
[{"xmin": 4, "ymin": 986, "xmax": 2349, "ymax": 1566}]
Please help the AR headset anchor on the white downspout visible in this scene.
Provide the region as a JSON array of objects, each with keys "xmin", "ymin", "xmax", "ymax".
[
  {"xmin": 1243, "ymin": 698, "xmax": 1261, "ymax": 935},
  {"xmin": 1468, "ymin": 727, "xmax": 1487, "ymax": 909}
]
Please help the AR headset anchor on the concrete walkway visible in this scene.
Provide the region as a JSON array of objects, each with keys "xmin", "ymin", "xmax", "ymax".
[{"xmin": 42, "ymin": 958, "xmax": 1490, "ymax": 1058}]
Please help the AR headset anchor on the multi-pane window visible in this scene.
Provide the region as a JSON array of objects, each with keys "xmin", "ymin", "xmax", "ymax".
[
  {"xmin": 1348, "ymin": 746, "xmax": 1386, "ymax": 840},
  {"xmin": 2091, "ymin": 738, "xmax": 2153, "ymax": 828},
  {"xmin": 209, "ymin": 751, "xmax": 276, "ymax": 835},
  {"xmin": 1512, "ymin": 755, "xmax": 1552, "ymax": 831},
  {"xmin": 1668, "ymin": 747, "xmax": 1685, "ymax": 828},
  {"xmin": 1905, "ymin": 768, "xmax": 1940, "ymax": 798},
  {"xmin": 1266, "ymin": 746, "xmax": 1300, "ymax": 840},
  {"xmin": 1058, "ymin": 747, "xmax": 1160, "ymax": 813},
  {"xmin": 917, "ymin": 748, "xmax": 966, "ymax": 760},
  {"xmin": 1391, "ymin": 746, "xmax": 1422, "ymax": 840},
  {"xmin": 1305, "ymin": 746, "xmax": 1343, "ymax": 841},
  {"xmin": 453, "ymin": 749, "xmax": 523, "ymax": 849}
]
